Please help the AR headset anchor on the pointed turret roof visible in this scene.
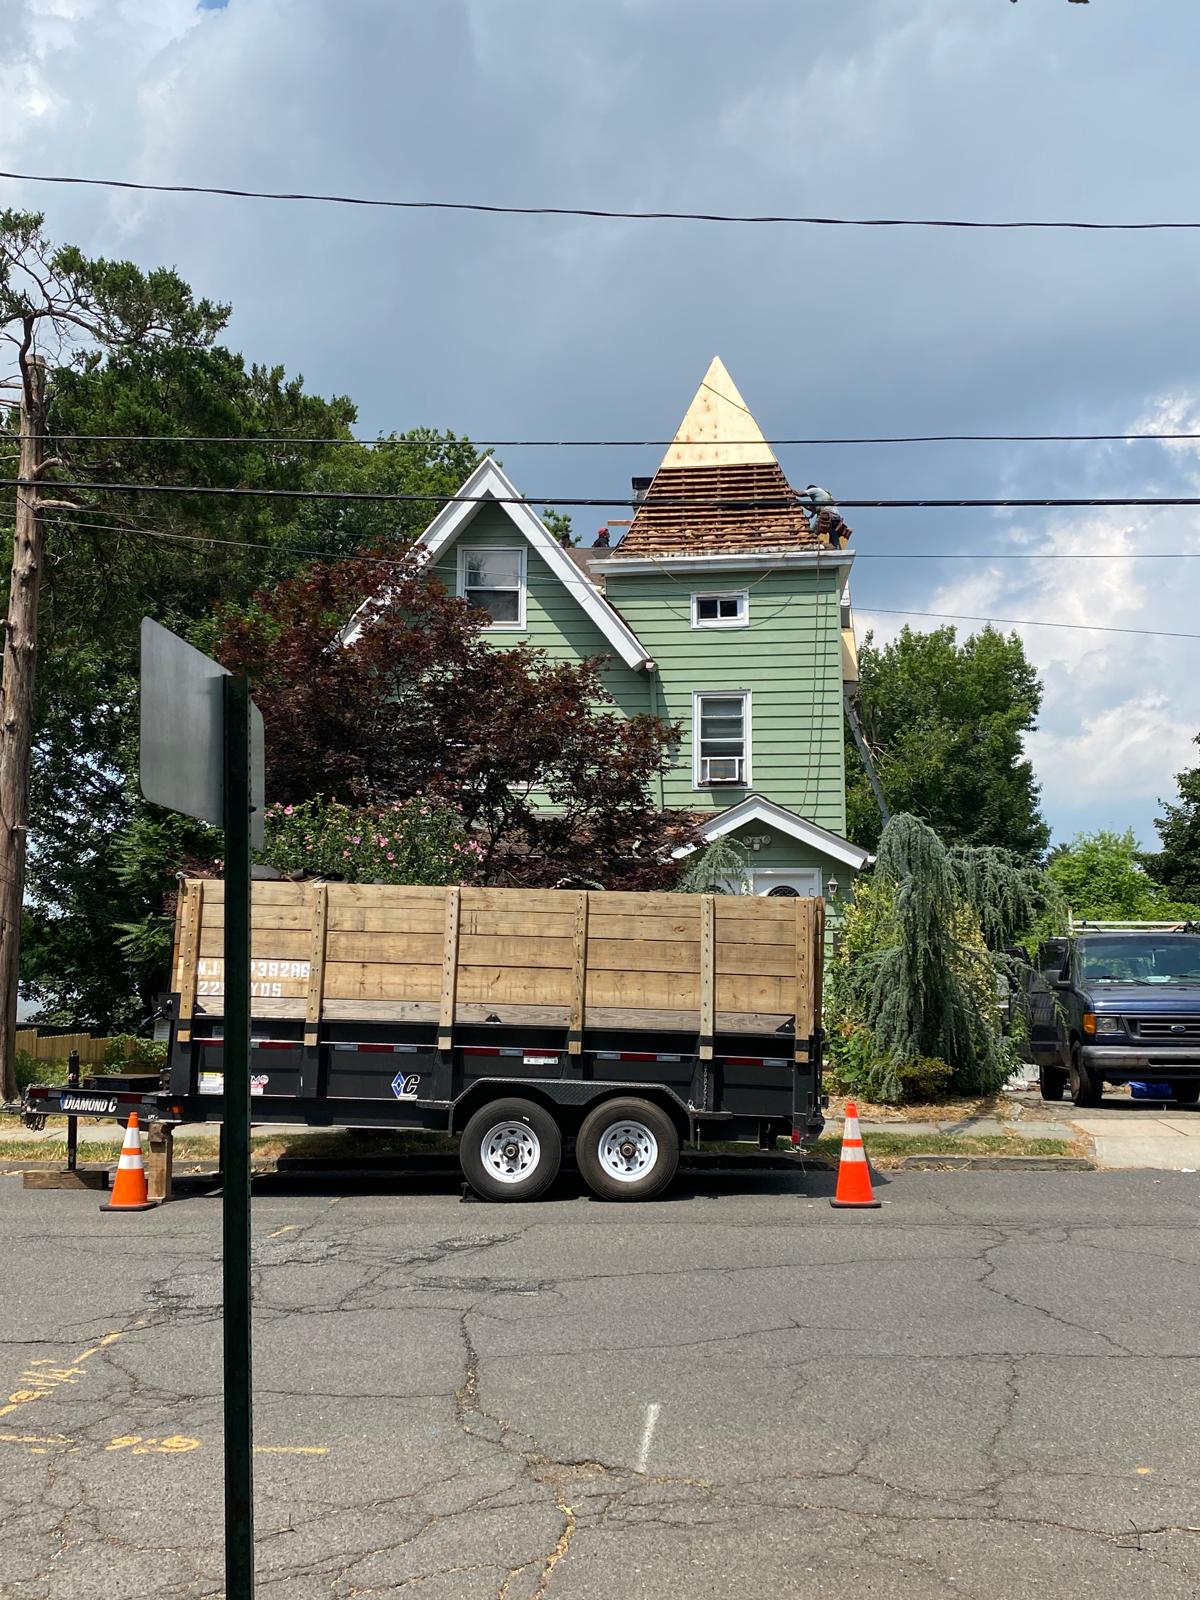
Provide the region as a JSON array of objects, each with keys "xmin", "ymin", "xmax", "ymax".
[
  {"xmin": 659, "ymin": 357, "xmax": 778, "ymax": 469},
  {"xmin": 614, "ymin": 358, "xmax": 821, "ymax": 559}
]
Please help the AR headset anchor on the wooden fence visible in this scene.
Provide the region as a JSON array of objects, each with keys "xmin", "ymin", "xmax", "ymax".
[{"xmin": 15, "ymin": 1030, "xmax": 135, "ymax": 1067}]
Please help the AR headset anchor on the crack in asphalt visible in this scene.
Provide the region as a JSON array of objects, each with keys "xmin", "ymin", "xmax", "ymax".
[{"xmin": 7, "ymin": 1185, "xmax": 1200, "ymax": 1598}]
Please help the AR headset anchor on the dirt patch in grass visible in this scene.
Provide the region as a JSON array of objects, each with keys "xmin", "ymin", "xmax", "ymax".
[
  {"xmin": 0, "ymin": 1127, "xmax": 459, "ymax": 1167},
  {"xmin": 824, "ymin": 1092, "xmax": 1019, "ymax": 1124},
  {"xmin": 807, "ymin": 1130, "xmax": 1081, "ymax": 1166}
]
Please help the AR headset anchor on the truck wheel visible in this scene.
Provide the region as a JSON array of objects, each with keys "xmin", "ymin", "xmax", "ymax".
[
  {"xmin": 460, "ymin": 1099, "xmax": 562, "ymax": 1202},
  {"xmin": 1173, "ymin": 1083, "xmax": 1200, "ymax": 1105},
  {"xmin": 1068, "ymin": 1043, "xmax": 1102, "ymax": 1109},
  {"xmin": 1039, "ymin": 1064, "xmax": 1067, "ymax": 1102},
  {"xmin": 576, "ymin": 1098, "xmax": 679, "ymax": 1202}
]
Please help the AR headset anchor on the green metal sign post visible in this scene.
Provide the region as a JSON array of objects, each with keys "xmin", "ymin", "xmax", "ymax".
[
  {"xmin": 222, "ymin": 673, "xmax": 255, "ymax": 1599},
  {"xmin": 139, "ymin": 620, "xmax": 263, "ymax": 1599}
]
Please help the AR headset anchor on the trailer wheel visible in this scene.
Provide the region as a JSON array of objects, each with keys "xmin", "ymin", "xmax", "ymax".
[
  {"xmin": 460, "ymin": 1098, "xmax": 562, "ymax": 1202},
  {"xmin": 576, "ymin": 1098, "xmax": 679, "ymax": 1202}
]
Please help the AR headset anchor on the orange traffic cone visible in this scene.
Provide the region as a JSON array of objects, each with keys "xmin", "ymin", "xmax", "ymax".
[
  {"xmin": 830, "ymin": 1102, "xmax": 881, "ymax": 1209},
  {"xmin": 100, "ymin": 1111, "xmax": 157, "ymax": 1212}
]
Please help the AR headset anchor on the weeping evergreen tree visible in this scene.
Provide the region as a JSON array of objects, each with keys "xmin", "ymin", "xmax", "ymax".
[
  {"xmin": 673, "ymin": 837, "xmax": 751, "ymax": 895},
  {"xmin": 830, "ymin": 814, "xmax": 1054, "ymax": 1101}
]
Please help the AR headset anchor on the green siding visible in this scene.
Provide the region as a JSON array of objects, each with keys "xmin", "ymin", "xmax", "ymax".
[
  {"xmin": 604, "ymin": 568, "xmax": 848, "ymax": 832},
  {"xmin": 430, "ymin": 506, "xmax": 649, "ymax": 717},
  {"xmin": 425, "ymin": 509, "xmax": 849, "ymax": 849}
]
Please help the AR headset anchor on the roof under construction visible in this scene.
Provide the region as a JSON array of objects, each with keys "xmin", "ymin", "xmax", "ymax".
[{"xmin": 612, "ymin": 358, "xmax": 827, "ymax": 559}]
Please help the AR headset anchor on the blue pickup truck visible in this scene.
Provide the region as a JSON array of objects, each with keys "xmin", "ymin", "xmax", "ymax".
[{"xmin": 1026, "ymin": 926, "xmax": 1200, "ymax": 1107}]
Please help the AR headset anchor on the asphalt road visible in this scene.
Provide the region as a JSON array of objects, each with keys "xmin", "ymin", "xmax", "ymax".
[{"xmin": 3, "ymin": 1165, "xmax": 1200, "ymax": 1599}]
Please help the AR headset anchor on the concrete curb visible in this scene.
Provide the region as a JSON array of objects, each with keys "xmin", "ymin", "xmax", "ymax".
[{"xmin": 898, "ymin": 1153, "xmax": 1095, "ymax": 1172}]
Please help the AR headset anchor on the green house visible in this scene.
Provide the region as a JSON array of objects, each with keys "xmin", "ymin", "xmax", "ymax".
[{"xmin": 390, "ymin": 358, "xmax": 870, "ymax": 897}]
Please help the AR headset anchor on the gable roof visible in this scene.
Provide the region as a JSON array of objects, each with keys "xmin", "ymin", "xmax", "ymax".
[
  {"xmin": 341, "ymin": 458, "xmax": 653, "ymax": 671},
  {"xmin": 613, "ymin": 357, "xmax": 823, "ymax": 561},
  {"xmin": 673, "ymin": 793, "xmax": 872, "ymax": 871}
]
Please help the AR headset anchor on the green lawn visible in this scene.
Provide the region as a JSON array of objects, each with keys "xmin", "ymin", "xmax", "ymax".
[{"xmin": 0, "ymin": 1128, "xmax": 1074, "ymax": 1166}]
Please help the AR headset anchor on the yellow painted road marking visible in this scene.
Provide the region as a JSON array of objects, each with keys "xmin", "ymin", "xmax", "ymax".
[
  {"xmin": 106, "ymin": 1434, "xmax": 201, "ymax": 1455},
  {"xmin": 1, "ymin": 1432, "xmax": 330, "ymax": 1458},
  {"xmin": 267, "ymin": 1224, "xmax": 300, "ymax": 1238},
  {"xmin": 0, "ymin": 1318, "xmax": 147, "ymax": 1420}
]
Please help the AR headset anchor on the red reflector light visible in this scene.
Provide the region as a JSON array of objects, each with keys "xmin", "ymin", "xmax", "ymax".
[
  {"xmin": 790, "ymin": 1129, "xmax": 802, "ymax": 1146},
  {"xmin": 357, "ymin": 1043, "xmax": 394, "ymax": 1054}
]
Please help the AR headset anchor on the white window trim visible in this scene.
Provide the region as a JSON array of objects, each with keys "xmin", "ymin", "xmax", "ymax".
[
  {"xmin": 456, "ymin": 543, "xmax": 527, "ymax": 630},
  {"xmin": 751, "ymin": 869, "xmax": 822, "ymax": 898},
  {"xmin": 691, "ymin": 590, "xmax": 749, "ymax": 629},
  {"xmin": 692, "ymin": 689, "xmax": 752, "ymax": 790}
]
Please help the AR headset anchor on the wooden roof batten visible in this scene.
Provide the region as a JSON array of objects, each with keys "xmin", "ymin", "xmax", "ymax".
[{"xmin": 614, "ymin": 357, "xmax": 824, "ymax": 559}]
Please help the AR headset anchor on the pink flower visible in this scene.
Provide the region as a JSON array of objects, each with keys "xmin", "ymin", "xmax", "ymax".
[
  {"xmin": 386, "ymin": 852, "xmax": 395, "ymax": 861},
  {"xmin": 351, "ymin": 835, "xmax": 361, "ymax": 845},
  {"xmin": 284, "ymin": 805, "xmax": 294, "ymax": 816},
  {"xmin": 342, "ymin": 849, "xmax": 351, "ymax": 858}
]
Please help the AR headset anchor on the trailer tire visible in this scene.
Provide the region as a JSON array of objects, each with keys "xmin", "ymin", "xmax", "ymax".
[
  {"xmin": 576, "ymin": 1098, "xmax": 679, "ymax": 1202},
  {"xmin": 460, "ymin": 1098, "xmax": 562, "ymax": 1202}
]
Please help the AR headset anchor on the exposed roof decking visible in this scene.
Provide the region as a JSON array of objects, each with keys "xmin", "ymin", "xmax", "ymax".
[
  {"xmin": 615, "ymin": 461, "xmax": 821, "ymax": 558},
  {"xmin": 612, "ymin": 357, "xmax": 826, "ymax": 560}
]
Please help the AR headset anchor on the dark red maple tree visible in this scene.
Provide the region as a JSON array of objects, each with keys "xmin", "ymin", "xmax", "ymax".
[{"xmin": 216, "ymin": 549, "xmax": 696, "ymax": 889}]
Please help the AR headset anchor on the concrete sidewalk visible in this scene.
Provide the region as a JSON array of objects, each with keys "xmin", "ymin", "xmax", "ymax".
[{"xmin": 1068, "ymin": 1113, "xmax": 1200, "ymax": 1171}]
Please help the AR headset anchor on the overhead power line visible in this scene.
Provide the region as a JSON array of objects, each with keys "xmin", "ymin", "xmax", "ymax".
[
  {"xmin": 3, "ymin": 169, "xmax": 1199, "ymax": 232},
  {"xmin": 42, "ymin": 512, "xmax": 1200, "ymax": 646},
  {"xmin": 41, "ymin": 510, "xmax": 1200, "ymax": 567},
  {"xmin": 17, "ymin": 428, "xmax": 1200, "ymax": 449},
  {"xmin": 11, "ymin": 476, "xmax": 1200, "ymax": 510},
  {"xmin": 863, "ymin": 606, "xmax": 1200, "ymax": 641}
]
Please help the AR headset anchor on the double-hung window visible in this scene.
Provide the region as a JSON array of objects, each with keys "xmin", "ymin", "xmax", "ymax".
[
  {"xmin": 692, "ymin": 591, "xmax": 748, "ymax": 628},
  {"xmin": 693, "ymin": 691, "xmax": 750, "ymax": 787},
  {"xmin": 457, "ymin": 546, "xmax": 526, "ymax": 627}
]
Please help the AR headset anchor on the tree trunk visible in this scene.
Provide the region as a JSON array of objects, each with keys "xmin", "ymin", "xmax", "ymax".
[{"xmin": 0, "ymin": 351, "xmax": 47, "ymax": 1103}]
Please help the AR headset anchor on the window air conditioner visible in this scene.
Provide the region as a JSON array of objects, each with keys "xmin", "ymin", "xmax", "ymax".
[{"xmin": 702, "ymin": 756, "xmax": 743, "ymax": 784}]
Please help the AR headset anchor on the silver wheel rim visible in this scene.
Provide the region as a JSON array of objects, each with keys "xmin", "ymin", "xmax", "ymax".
[
  {"xmin": 481, "ymin": 1121, "xmax": 541, "ymax": 1186},
  {"xmin": 596, "ymin": 1119, "xmax": 658, "ymax": 1183}
]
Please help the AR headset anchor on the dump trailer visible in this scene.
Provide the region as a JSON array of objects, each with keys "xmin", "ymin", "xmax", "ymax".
[{"xmin": 24, "ymin": 879, "xmax": 827, "ymax": 1202}]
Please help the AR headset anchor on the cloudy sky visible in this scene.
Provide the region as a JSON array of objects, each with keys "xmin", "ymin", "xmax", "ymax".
[{"xmin": 4, "ymin": 0, "xmax": 1200, "ymax": 847}]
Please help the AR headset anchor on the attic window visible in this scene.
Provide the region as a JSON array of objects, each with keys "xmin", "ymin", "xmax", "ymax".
[
  {"xmin": 458, "ymin": 546, "xmax": 526, "ymax": 628},
  {"xmin": 692, "ymin": 592, "xmax": 748, "ymax": 629}
]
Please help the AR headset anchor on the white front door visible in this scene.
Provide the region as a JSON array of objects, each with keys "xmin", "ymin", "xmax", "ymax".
[{"xmin": 750, "ymin": 869, "xmax": 821, "ymax": 898}]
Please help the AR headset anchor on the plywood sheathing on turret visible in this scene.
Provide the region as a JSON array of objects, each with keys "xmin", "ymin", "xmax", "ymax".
[
  {"xmin": 615, "ymin": 357, "xmax": 824, "ymax": 558},
  {"xmin": 659, "ymin": 357, "xmax": 778, "ymax": 469}
]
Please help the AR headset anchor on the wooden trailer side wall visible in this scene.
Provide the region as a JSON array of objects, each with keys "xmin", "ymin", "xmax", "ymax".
[{"xmin": 178, "ymin": 880, "xmax": 821, "ymax": 1046}]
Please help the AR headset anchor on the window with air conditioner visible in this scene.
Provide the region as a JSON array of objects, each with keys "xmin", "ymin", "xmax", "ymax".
[
  {"xmin": 692, "ymin": 591, "xmax": 748, "ymax": 629},
  {"xmin": 457, "ymin": 545, "xmax": 526, "ymax": 628},
  {"xmin": 694, "ymin": 692, "xmax": 750, "ymax": 788}
]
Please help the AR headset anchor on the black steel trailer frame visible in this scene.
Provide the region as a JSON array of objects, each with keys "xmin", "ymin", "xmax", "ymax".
[{"xmin": 19, "ymin": 1001, "xmax": 825, "ymax": 1201}]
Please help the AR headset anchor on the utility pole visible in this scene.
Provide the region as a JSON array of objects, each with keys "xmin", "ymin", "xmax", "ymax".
[{"xmin": 0, "ymin": 343, "xmax": 47, "ymax": 1104}]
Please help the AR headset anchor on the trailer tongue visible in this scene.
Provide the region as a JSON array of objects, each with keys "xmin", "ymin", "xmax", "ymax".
[{"xmin": 20, "ymin": 880, "xmax": 827, "ymax": 1202}]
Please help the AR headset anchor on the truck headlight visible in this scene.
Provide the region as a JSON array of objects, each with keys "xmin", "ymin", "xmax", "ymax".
[{"xmin": 1088, "ymin": 1013, "xmax": 1125, "ymax": 1037}]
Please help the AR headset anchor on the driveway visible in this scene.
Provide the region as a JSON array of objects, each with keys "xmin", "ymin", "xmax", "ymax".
[
  {"xmin": 4, "ymin": 1166, "xmax": 1200, "ymax": 1597},
  {"xmin": 1012, "ymin": 1090, "xmax": 1200, "ymax": 1171}
]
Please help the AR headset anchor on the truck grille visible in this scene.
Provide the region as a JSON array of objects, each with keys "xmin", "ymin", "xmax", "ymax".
[{"xmin": 1132, "ymin": 1016, "xmax": 1200, "ymax": 1039}]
